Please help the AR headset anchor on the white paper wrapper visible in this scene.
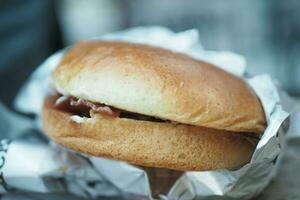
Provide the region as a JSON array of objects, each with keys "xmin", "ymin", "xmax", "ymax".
[{"xmin": 0, "ymin": 26, "xmax": 294, "ymax": 199}]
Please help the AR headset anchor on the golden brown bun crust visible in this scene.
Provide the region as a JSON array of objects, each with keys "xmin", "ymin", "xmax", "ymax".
[
  {"xmin": 52, "ymin": 41, "xmax": 266, "ymax": 133},
  {"xmin": 42, "ymin": 95, "xmax": 257, "ymax": 171}
]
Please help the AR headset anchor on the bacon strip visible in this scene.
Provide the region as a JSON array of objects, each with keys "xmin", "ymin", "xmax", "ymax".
[
  {"xmin": 55, "ymin": 96, "xmax": 120, "ymax": 117},
  {"xmin": 70, "ymin": 98, "xmax": 120, "ymax": 117},
  {"xmin": 54, "ymin": 95, "xmax": 164, "ymax": 122}
]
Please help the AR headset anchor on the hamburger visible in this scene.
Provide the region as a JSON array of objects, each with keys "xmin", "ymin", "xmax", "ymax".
[{"xmin": 41, "ymin": 41, "xmax": 266, "ymax": 195}]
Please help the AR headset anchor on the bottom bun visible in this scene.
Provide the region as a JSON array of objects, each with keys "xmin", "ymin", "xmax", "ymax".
[{"xmin": 42, "ymin": 95, "xmax": 257, "ymax": 171}]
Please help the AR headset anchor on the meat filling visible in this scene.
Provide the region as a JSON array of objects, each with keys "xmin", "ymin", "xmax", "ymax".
[
  {"xmin": 54, "ymin": 95, "xmax": 166, "ymax": 122},
  {"xmin": 54, "ymin": 95, "xmax": 260, "ymax": 140},
  {"xmin": 70, "ymin": 97, "xmax": 120, "ymax": 117}
]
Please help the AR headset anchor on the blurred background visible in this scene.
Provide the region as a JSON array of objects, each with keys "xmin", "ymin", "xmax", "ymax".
[{"xmin": 0, "ymin": 0, "xmax": 300, "ymax": 109}]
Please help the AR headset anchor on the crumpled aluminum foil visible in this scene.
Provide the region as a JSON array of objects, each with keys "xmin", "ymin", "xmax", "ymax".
[{"xmin": 0, "ymin": 26, "xmax": 293, "ymax": 200}]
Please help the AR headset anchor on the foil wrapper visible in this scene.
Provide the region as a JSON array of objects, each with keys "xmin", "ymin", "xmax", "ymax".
[{"xmin": 0, "ymin": 26, "xmax": 296, "ymax": 199}]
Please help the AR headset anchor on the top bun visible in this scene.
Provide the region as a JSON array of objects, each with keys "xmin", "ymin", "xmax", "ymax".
[{"xmin": 52, "ymin": 41, "xmax": 266, "ymax": 133}]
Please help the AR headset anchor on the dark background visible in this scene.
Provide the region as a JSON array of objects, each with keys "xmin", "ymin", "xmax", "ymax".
[{"xmin": 1, "ymin": 0, "xmax": 300, "ymax": 109}]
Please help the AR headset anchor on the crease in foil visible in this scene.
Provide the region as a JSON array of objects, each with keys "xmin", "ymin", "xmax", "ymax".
[{"xmin": 0, "ymin": 26, "xmax": 294, "ymax": 199}]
